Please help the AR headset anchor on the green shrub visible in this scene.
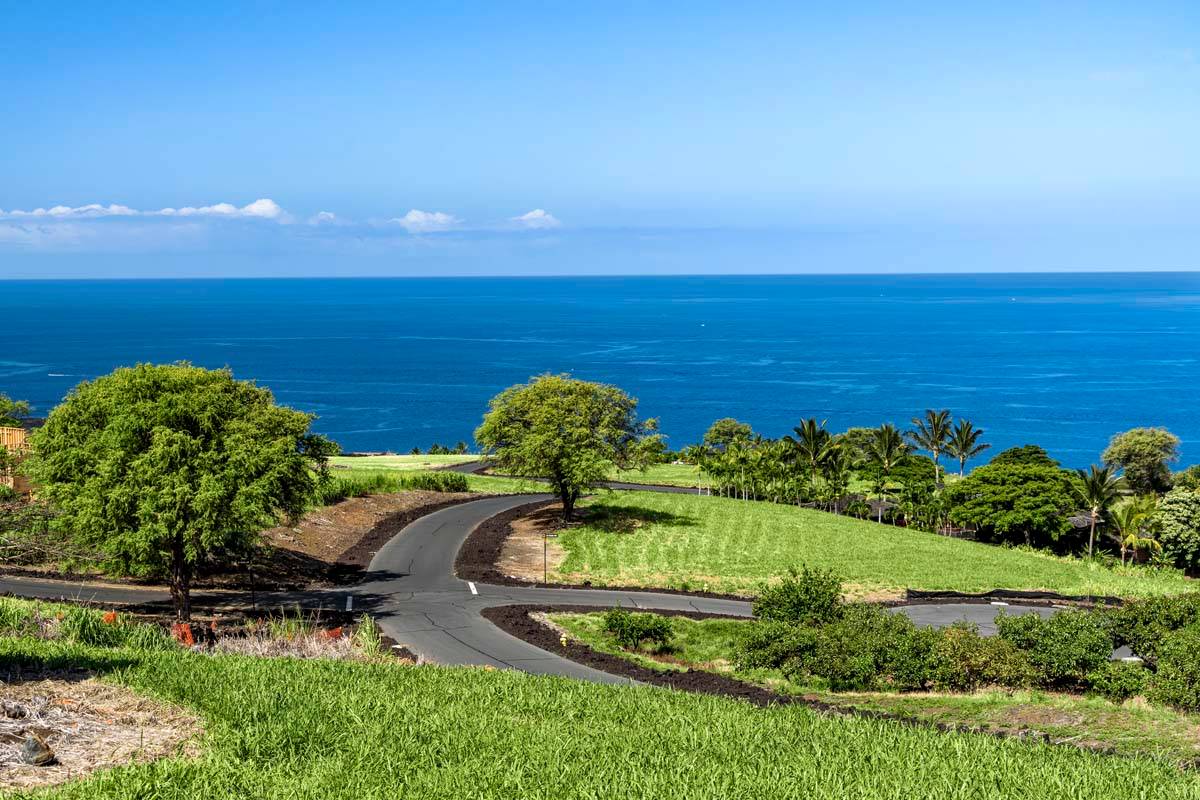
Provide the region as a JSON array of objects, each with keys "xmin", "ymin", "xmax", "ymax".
[
  {"xmin": 930, "ymin": 622, "xmax": 1036, "ymax": 692},
  {"xmin": 996, "ymin": 609, "xmax": 1112, "ymax": 687},
  {"xmin": 354, "ymin": 613, "xmax": 383, "ymax": 658},
  {"xmin": 802, "ymin": 605, "xmax": 926, "ymax": 691},
  {"xmin": 1148, "ymin": 626, "xmax": 1200, "ymax": 711},
  {"xmin": 753, "ymin": 566, "xmax": 842, "ymax": 625},
  {"xmin": 733, "ymin": 621, "xmax": 819, "ymax": 671},
  {"xmin": 1103, "ymin": 593, "xmax": 1200, "ymax": 664},
  {"xmin": 1086, "ymin": 661, "xmax": 1149, "ymax": 702},
  {"xmin": 602, "ymin": 607, "xmax": 673, "ymax": 651}
]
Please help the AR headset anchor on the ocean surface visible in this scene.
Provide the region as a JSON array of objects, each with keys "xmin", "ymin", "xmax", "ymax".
[{"xmin": 1, "ymin": 274, "xmax": 1198, "ymax": 468}]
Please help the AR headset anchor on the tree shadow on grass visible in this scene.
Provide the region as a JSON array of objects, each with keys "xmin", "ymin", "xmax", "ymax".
[
  {"xmin": 0, "ymin": 644, "xmax": 138, "ymax": 686},
  {"xmin": 580, "ymin": 505, "xmax": 698, "ymax": 535}
]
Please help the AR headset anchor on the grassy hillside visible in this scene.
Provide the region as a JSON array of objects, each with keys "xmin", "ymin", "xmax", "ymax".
[
  {"xmin": 330, "ymin": 453, "xmax": 479, "ymax": 471},
  {"xmin": 6, "ymin": 637, "xmax": 1198, "ymax": 799},
  {"xmin": 554, "ymin": 491, "xmax": 1194, "ymax": 598}
]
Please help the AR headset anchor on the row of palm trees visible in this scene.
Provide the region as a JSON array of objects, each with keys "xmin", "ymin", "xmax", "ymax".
[{"xmin": 681, "ymin": 409, "xmax": 989, "ymax": 523}]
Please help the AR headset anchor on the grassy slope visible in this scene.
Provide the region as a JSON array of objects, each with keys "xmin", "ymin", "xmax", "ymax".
[
  {"xmin": 610, "ymin": 462, "xmax": 703, "ymax": 487},
  {"xmin": 330, "ymin": 454, "xmax": 479, "ymax": 471},
  {"xmin": 334, "ymin": 465, "xmax": 542, "ymax": 495},
  {"xmin": 6, "ymin": 638, "xmax": 1198, "ymax": 799},
  {"xmin": 549, "ymin": 612, "xmax": 1200, "ymax": 768},
  {"xmin": 555, "ymin": 491, "xmax": 1194, "ymax": 598}
]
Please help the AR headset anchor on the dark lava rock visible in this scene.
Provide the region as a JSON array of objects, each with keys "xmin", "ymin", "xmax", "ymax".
[{"xmin": 19, "ymin": 733, "xmax": 56, "ymax": 766}]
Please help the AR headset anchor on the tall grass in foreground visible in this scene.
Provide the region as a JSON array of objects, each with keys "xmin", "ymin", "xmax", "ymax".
[{"xmin": 3, "ymin": 637, "xmax": 1197, "ymax": 800}]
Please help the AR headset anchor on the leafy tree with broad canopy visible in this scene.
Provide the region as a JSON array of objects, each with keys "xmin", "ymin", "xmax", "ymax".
[
  {"xmin": 1102, "ymin": 427, "xmax": 1180, "ymax": 495},
  {"xmin": 943, "ymin": 461, "xmax": 1077, "ymax": 548},
  {"xmin": 989, "ymin": 445, "xmax": 1059, "ymax": 469},
  {"xmin": 27, "ymin": 363, "xmax": 335, "ymax": 621},
  {"xmin": 1153, "ymin": 487, "xmax": 1200, "ymax": 574},
  {"xmin": 0, "ymin": 393, "xmax": 31, "ymax": 427},
  {"xmin": 475, "ymin": 374, "xmax": 661, "ymax": 520},
  {"xmin": 702, "ymin": 418, "xmax": 753, "ymax": 450}
]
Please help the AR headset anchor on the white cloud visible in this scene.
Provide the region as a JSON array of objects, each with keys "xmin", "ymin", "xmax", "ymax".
[
  {"xmin": 390, "ymin": 209, "xmax": 460, "ymax": 233},
  {"xmin": 308, "ymin": 210, "xmax": 338, "ymax": 225},
  {"xmin": 511, "ymin": 208, "xmax": 560, "ymax": 229},
  {"xmin": 0, "ymin": 198, "xmax": 288, "ymax": 221}
]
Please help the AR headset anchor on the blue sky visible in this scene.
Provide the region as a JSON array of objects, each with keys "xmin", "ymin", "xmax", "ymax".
[{"xmin": 3, "ymin": 2, "xmax": 1200, "ymax": 277}]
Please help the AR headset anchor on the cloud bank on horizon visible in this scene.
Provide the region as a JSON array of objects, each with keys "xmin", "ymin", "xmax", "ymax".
[{"xmin": 0, "ymin": 198, "xmax": 564, "ymax": 253}]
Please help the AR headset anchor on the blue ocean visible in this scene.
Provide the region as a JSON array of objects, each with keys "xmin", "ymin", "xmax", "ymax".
[{"xmin": 1, "ymin": 274, "xmax": 1197, "ymax": 468}]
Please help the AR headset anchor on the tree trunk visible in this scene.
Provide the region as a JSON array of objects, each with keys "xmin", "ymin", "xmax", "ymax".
[
  {"xmin": 1088, "ymin": 513, "xmax": 1096, "ymax": 558},
  {"xmin": 561, "ymin": 491, "xmax": 576, "ymax": 522},
  {"xmin": 169, "ymin": 535, "xmax": 192, "ymax": 623}
]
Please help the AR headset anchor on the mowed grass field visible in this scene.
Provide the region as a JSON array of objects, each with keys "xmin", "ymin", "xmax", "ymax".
[
  {"xmin": 330, "ymin": 453, "xmax": 479, "ymax": 471},
  {"xmin": 6, "ymin": 638, "xmax": 1199, "ymax": 799},
  {"xmin": 554, "ymin": 491, "xmax": 1195, "ymax": 598}
]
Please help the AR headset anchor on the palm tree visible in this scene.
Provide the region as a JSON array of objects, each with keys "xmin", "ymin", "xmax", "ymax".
[
  {"xmin": 945, "ymin": 419, "xmax": 990, "ymax": 476},
  {"xmin": 867, "ymin": 423, "xmax": 908, "ymax": 523},
  {"xmin": 1107, "ymin": 495, "xmax": 1161, "ymax": 566},
  {"xmin": 907, "ymin": 409, "xmax": 953, "ymax": 485},
  {"xmin": 681, "ymin": 444, "xmax": 710, "ymax": 495},
  {"xmin": 788, "ymin": 418, "xmax": 834, "ymax": 476},
  {"xmin": 1074, "ymin": 464, "xmax": 1124, "ymax": 557},
  {"xmin": 820, "ymin": 445, "xmax": 852, "ymax": 513}
]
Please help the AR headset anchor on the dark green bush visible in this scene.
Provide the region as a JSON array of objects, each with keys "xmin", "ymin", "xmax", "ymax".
[
  {"xmin": 930, "ymin": 622, "xmax": 1036, "ymax": 692},
  {"xmin": 786, "ymin": 605, "xmax": 936, "ymax": 691},
  {"xmin": 1086, "ymin": 661, "xmax": 1149, "ymax": 702},
  {"xmin": 753, "ymin": 566, "xmax": 842, "ymax": 625},
  {"xmin": 1103, "ymin": 594, "xmax": 1200, "ymax": 664},
  {"xmin": 996, "ymin": 609, "xmax": 1112, "ymax": 687},
  {"xmin": 1148, "ymin": 626, "xmax": 1200, "ymax": 711},
  {"xmin": 602, "ymin": 607, "xmax": 673, "ymax": 651},
  {"xmin": 733, "ymin": 621, "xmax": 819, "ymax": 671}
]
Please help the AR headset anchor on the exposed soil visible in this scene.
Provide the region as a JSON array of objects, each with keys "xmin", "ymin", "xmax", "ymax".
[
  {"xmin": 496, "ymin": 506, "xmax": 567, "ymax": 582},
  {"xmin": 0, "ymin": 672, "xmax": 200, "ymax": 790}
]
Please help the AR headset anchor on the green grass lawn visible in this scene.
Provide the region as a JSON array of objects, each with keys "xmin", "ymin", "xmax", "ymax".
[
  {"xmin": 330, "ymin": 453, "xmax": 479, "ymax": 471},
  {"xmin": 5, "ymin": 637, "xmax": 1199, "ymax": 799},
  {"xmin": 549, "ymin": 611, "xmax": 1200, "ymax": 768},
  {"xmin": 333, "ymin": 466, "xmax": 543, "ymax": 496},
  {"xmin": 554, "ymin": 491, "xmax": 1195, "ymax": 598},
  {"xmin": 609, "ymin": 462, "xmax": 704, "ymax": 487}
]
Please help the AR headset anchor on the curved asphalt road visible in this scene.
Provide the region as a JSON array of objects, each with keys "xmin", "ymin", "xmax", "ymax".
[
  {"xmin": 0, "ymin": 485, "xmax": 1061, "ymax": 684},
  {"xmin": 349, "ymin": 492, "xmax": 1056, "ymax": 683}
]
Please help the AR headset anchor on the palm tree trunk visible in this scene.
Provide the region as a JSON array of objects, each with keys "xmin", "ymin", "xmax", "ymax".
[{"xmin": 1088, "ymin": 513, "xmax": 1096, "ymax": 557}]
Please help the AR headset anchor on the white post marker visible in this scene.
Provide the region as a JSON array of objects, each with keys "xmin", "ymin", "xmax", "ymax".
[
  {"xmin": 345, "ymin": 595, "xmax": 353, "ymax": 612},
  {"xmin": 468, "ymin": 581, "xmax": 478, "ymax": 595}
]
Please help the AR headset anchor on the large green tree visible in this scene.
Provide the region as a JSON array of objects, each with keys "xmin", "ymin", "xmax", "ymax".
[
  {"xmin": 1102, "ymin": 427, "xmax": 1180, "ymax": 494},
  {"xmin": 27, "ymin": 363, "xmax": 334, "ymax": 620},
  {"xmin": 943, "ymin": 462, "xmax": 1077, "ymax": 548},
  {"xmin": 475, "ymin": 374, "xmax": 660, "ymax": 520},
  {"xmin": 701, "ymin": 418, "xmax": 753, "ymax": 450},
  {"xmin": 1153, "ymin": 487, "xmax": 1200, "ymax": 574},
  {"xmin": 0, "ymin": 393, "xmax": 31, "ymax": 427}
]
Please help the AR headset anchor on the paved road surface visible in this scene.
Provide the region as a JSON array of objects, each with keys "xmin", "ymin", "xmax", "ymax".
[{"xmin": 1, "ymin": 491, "xmax": 1061, "ymax": 683}]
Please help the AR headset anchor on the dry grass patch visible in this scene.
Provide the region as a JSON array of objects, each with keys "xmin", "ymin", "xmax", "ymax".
[{"xmin": 0, "ymin": 675, "xmax": 199, "ymax": 791}]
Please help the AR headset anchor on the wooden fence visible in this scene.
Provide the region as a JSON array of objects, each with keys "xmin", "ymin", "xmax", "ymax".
[{"xmin": 1, "ymin": 425, "xmax": 29, "ymax": 492}]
